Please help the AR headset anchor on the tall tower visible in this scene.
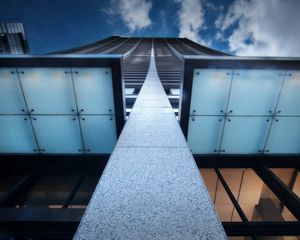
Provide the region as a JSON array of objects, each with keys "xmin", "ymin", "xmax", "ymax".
[{"xmin": 0, "ymin": 23, "xmax": 30, "ymax": 54}]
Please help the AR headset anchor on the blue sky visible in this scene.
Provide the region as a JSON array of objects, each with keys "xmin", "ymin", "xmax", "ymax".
[{"xmin": 0, "ymin": 0, "xmax": 300, "ymax": 56}]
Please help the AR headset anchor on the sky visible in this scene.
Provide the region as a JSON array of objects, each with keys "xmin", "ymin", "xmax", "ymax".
[{"xmin": 0, "ymin": 0, "xmax": 300, "ymax": 56}]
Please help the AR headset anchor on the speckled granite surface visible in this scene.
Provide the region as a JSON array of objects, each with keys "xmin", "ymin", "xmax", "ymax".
[{"xmin": 73, "ymin": 47, "xmax": 227, "ymax": 240}]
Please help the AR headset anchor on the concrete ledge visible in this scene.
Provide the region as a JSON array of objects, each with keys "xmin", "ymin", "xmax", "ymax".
[{"xmin": 74, "ymin": 45, "xmax": 226, "ymax": 240}]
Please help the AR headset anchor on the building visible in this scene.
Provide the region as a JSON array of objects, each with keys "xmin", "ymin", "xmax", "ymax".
[
  {"xmin": 0, "ymin": 23, "xmax": 30, "ymax": 54},
  {"xmin": 0, "ymin": 36, "xmax": 299, "ymax": 239}
]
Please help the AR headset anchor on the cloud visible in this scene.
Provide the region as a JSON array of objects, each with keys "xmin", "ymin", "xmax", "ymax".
[
  {"xmin": 103, "ymin": 0, "xmax": 152, "ymax": 32},
  {"xmin": 175, "ymin": 0, "xmax": 208, "ymax": 45},
  {"xmin": 216, "ymin": 0, "xmax": 300, "ymax": 56}
]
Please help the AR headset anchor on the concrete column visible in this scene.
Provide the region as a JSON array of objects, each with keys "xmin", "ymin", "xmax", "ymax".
[{"xmin": 74, "ymin": 46, "xmax": 226, "ymax": 240}]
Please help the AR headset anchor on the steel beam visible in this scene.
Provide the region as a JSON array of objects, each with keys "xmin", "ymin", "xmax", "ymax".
[
  {"xmin": 214, "ymin": 169, "xmax": 248, "ymax": 222},
  {"xmin": 223, "ymin": 221, "xmax": 300, "ymax": 236},
  {"xmin": 254, "ymin": 166, "xmax": 300, "ymax": 220},
  {"xmin": 0, "ymin": 173, "xmax": 40, "ymax": 207}
]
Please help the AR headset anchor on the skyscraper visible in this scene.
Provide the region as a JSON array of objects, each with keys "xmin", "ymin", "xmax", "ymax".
[
  {"xmin": 0, "ymin": 23, "xmax": 30, "ymax": 54},
  {"xmin": 0, "ymin": 36, "xmax": 299, "ymax": 239}
]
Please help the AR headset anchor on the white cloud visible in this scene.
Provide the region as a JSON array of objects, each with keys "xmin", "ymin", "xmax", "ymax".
[
  {"xmin": 103, "ymin": 0, "xmax": 152, "ymax": 32},
  {"xmin": 216, "ymin": 0, "xmax": 300, "ymax": 56},
  {"xmin": 175, "ymin": 0, "xmax": 209, "ymax": 45}
]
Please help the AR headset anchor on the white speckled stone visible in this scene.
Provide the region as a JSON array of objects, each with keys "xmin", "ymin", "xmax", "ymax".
[{"xmin": 73, "ymin": 47, "xmax": 227, "ymax": 240}]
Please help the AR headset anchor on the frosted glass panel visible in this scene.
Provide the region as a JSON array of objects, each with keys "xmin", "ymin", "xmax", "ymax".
[
  {"xmin": 81, "ymin": 116, "xmax": 117, "ymax": 153},
  {"xmin": 72, "ymin": 68, "xmax": 115, "ymax": 114},
  {"xmin": 265, "ymin": 117, "xmax": 300, "ymax": 154},
  {"xmin": 187, "ymin": 116, "xmax": 223, "ymax": 154},
  {"xmin": 277, "ymin": 71, "xmax": 300, "ymax": 116},
  {"xmin": 0, "ymin": 116, "xmax": 37, "ymax": 153},
  {"xmin": 0, "ymin": 68, "xmax": 27, "ymax": 114},
  {"xmin": 190, "ymin": 69, "xmax": 232, "ymax": 115},
  {"xmin": 221, "ymin": 117, "xmax": 270, "ymax": 154},
  {"xmin": 32, "ymin": 116, "xmax": 83, "ymax": 153},
  {"xmin": 19, "ymin": 68, "xmax": 76, "ymax": 114},
  {"xmin": 228, "ymin": 70, "xmax": 283, "ymax": 115}
]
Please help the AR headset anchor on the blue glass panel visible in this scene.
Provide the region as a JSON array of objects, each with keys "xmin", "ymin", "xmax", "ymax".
[
  {"xmin": 0, "ymin": 116, "xmax": 37, "ymax": 153},
  {"xmin": 187, "ymin": 116, "xmax": 223, "ymax": 154},
  {"xmin": 277, "ymin": 71, "xmax": 300, "ymax": 116},
  {"xmin": 221, "ymin": 117, "xmax": 270, "ymax": 154},
  {"xmin": 190, "ymin": 69, "xmax": 232, "ymax": 115},
  {"xmin": 265, "ymin": 117, "xmax": 300, "ymax": 154},
  {"xmin": 72, "ymin": 68, "xmax": 115, "ymax": 114},
  {"xmin": 228, "ymin": 70, "xmax": 283, "ymax": 115},
  {"xmin": 0, "ymin": 68, "xmax": 26, "ymax": 114},
  {"xmin": 32, "ymin": 116, "xmax": 83, "ymax": 154},
  {"xmin": 81, "ymin": 115, "xmax": 117, "ymax": 153},
  {"xmin": 18, "ymin": 68, "xmax": 76, "ymax": 114}
]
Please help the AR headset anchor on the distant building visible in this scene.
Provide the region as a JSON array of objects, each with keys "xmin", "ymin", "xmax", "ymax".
[{"xmin": 0, "ymin": 23, "xmax": 30, "ymax": 54}]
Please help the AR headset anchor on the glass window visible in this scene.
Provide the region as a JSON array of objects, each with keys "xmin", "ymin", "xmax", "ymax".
[
  {"xmin": 277, "ymin": 71, "xmax": 300, "ymax": 116},
  {"xmin": 32, "ymin": 116, "xmax": 83, "ymax": 154},
  {"xmin": 72, "ymin": 68, "xmax": 115, "ymax": 114},
  {"xmin": 19, "ymin": 68, "xmax": 76, "ymax": 114},
  {"xmin": 227, "ymin": 70, "xmax": 283, "ymax": 115},
  {"xmin": 188, "ymin": 116, "xmax": 223, "ymax": 154},
  {"xmin": 0, "ymin": 68, "xmax": 26, "ymax": 114},
  {"xmin": 190, "ymin": 69, "xmax": 232, "ymax": 115},
  {"xmin": 265, "ymin": 117, "xmax": 300, "ymax": 154},
  {"xmin": 0, "ymin": 115, "xmax": 37, "ymax": 153},
  {"xmin": 81, "ymin": 115, "xmax": 117, "ymax": 153},
  {"xmin": 221, "ymin": 117, "xmax": 270, "ymax": 154}
]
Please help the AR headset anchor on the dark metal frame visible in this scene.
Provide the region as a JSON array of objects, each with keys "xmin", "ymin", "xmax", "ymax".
[
  {"xmin": 223, "ymin": 221, "xmax": 300, "ymax": 236},
  {"xmin": 195, "ymin": 154, "xmax": 300, "ymax": 168},
  {"xmin": 0, "ymin": 208, "xmax": 84, "ymax": 239}
]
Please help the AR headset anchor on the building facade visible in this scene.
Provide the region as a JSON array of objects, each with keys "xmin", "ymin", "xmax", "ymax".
[{"xmin": 0, "ymin": 36, "xmax": 299, "ymax": 239}]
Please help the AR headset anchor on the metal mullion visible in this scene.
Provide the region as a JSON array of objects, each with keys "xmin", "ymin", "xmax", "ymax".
[
  {"xmin": 213, "ymin": 177, "xmax": 219, "ymax": 204},
  {"xmin": 215, "ymin": 169, "xmax": 259, "ymax": 240},
  {"xmin": 69, "ymin": 68, "xmax": 86, "ymax": 153},
  {"xmin": 15, "ymin": 68, "xmax": 41, "ymax": 153},
  {"xmin": 218, "ymin": 69, "xmax": 235, "ymax": 153},
  {"xmin": 0, "ymin": 173, "xmax": 41, "ymax": 207},
  {"xmin": 214, "ymin": 168, "xmax": 249, "ymax": 222},
  {"xmin": 62, "ymin": 175, "xmax": 84, "ymax": 208},
  {"xmin": 262, "ymin": 70, "xmax": 287, "ymax": 153},
  {"xmin": 230, "ymin": 169, "xmax": 245, "ymax": 221}
]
